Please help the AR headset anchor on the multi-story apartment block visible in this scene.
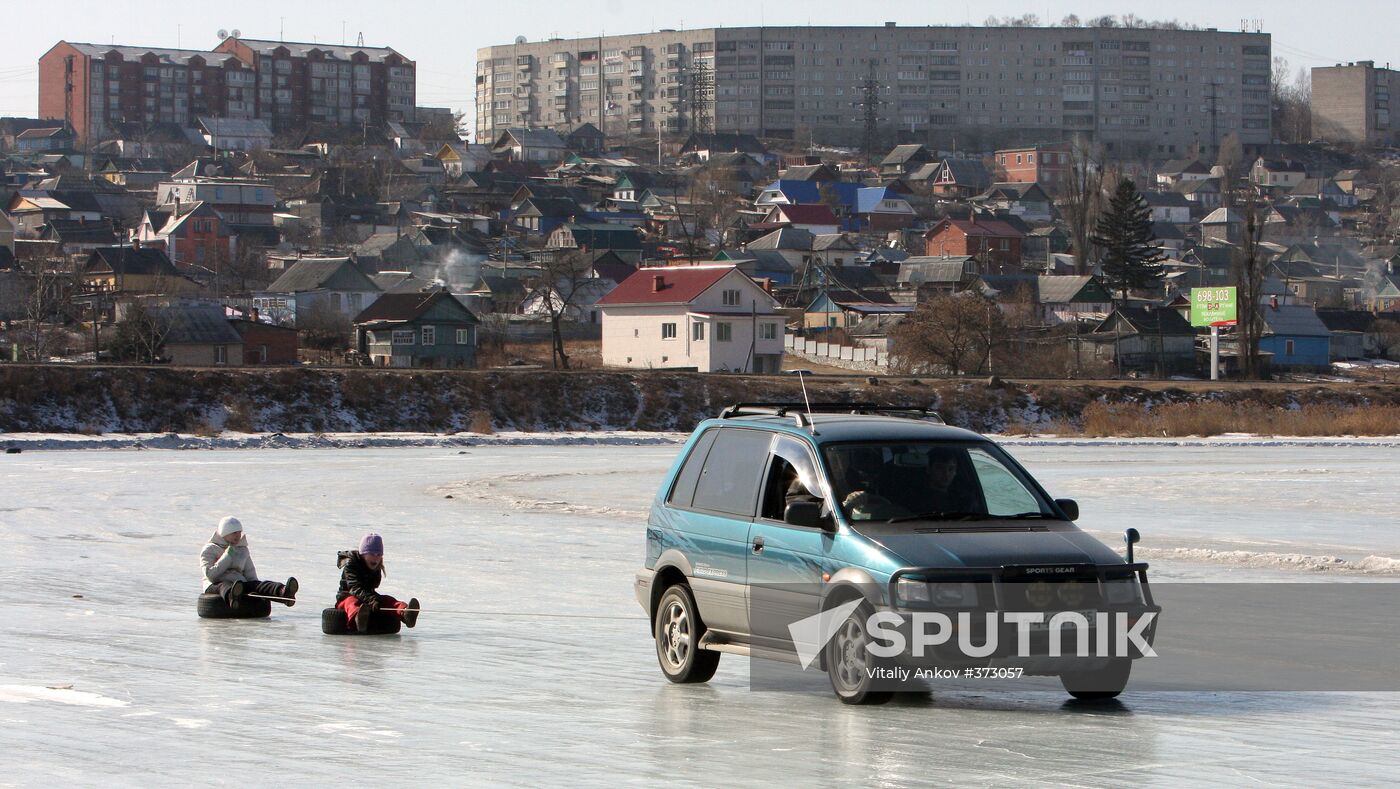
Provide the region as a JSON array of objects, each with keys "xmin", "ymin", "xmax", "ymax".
[
  {"xmin": 39, "ymin": 37, "xmax": 416, "ymax": 143},
  {"xmin": 1312, "ymin": 61, "xmax": 1399, "ymax": 147},
  {"xmin": 476, "ymin": 23, "xmax": 1271, "ymax": 158}
]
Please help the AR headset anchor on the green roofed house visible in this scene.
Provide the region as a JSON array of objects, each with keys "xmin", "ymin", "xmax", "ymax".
[{"xmin": 352, "ymin": 289, "xmax": 479, "ymax": 369}]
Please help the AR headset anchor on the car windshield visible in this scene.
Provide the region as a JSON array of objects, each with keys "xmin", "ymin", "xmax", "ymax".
[{"xmin": 821, "ymin": 441, "xmax": 1053, "ymax": 523}]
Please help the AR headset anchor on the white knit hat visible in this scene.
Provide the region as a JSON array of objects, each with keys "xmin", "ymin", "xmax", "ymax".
[{"xmin": 218, "ymin": 516, "xmax": 244, "ymax": 537}]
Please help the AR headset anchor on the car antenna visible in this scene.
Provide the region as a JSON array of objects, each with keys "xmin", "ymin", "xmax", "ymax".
[{"xmin": 797, "ymin": 371, "xmax": 818, "ymax": 435}]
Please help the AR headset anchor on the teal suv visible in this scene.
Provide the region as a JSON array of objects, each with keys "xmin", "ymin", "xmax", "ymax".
[{"xmin": 635, "ymin": 403, "xmax": 1159, "ymax": 704}]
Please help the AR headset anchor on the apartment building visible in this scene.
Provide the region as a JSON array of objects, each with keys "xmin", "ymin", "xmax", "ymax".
[
  {"xmin": 39, "ymin": 37, "xmax": 416, "ymax": 143},
  {"xmin": 1312, "ymin": 61, "xmax": 1399, "ymax": 147},
  {"xmin": 476, "ymin": 24, "xmax": 1271, "ymax": 157}
]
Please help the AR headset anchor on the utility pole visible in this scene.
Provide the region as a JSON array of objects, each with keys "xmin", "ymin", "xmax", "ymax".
[
  {"xmin": 687, "ymin": 58, "xmax": 712, "ymax": 135},
  {"xmin": 853, "ymin": 59, "xmax": 885, "ymax": 165}
]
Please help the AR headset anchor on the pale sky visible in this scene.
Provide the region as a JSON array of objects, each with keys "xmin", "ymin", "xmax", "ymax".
[{"xmin": 1, "ymin": 0, "xmax": 1392, "ymax": 136}]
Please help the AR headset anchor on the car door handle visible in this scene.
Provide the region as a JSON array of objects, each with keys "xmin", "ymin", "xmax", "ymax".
[{"xmin": 752, "ymin": 536, "xmax": 765, "ymax": 554}]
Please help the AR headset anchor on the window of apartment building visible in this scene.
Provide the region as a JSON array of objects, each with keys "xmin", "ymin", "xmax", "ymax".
[
  {"xmin": 692, "ymin": 322, "xmax": 705, "ymax": 341},
  {"xmin": 715, "ymin": 323, "xmax": 733, "ymax": 342},
  {"xmin": 662, "ymin": 322, "xmax": 677, "ymax": 340}
]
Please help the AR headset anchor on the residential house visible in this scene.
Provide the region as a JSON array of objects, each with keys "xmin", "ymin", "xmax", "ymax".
[
  {"xmin": 1177, "ymin": 177, "xmax": 1222, "ymax": 209},
  {"xmin": 80, "ymin": 244, "xmax": 202, "ymax": 297},
  {"xmin": 1371, "ymin": 276, "xmax": 1400, "ymax": 312},
  {"xmin": 547, "ymin": 222, "xmax": 643, "ymax": 260},
  {"xmin": 755, "ymin": 204, "xmax": 840, "ymax": 235},
  {"xmin": 135, "ymin": 202, "xmax": 233, "ymax": 271},
  {"xmin": 973, "ymin": 182, "xmax": 1054, "ymax": 222},
  {"xmin": 257, "ymin": 257, "xmax": 381, "ymax": 325},
  {"xmin": 1155, "ymin": 158, "xmax": 1211, "ymax": 188},
  {"xmin": 853, "ymin": 187, "xmax": 916, "ymax": 230},
  {"xmin": 38, "ymin": 218, "xmax": 119, "ymax": 257},
  {"xmin": 353, "ymin": 290, "xmax": 479, "ymax": 368},
  {"xmin": 491, "ymin": 128, "xmax": 567, "ymax": 164},
  {"xmin": 1258, "ymin": 301, "xmax": 1331, "ymax": 370},
  {"xmin": 352, "ymin": 228, "xmax": 432, "ymax": 273},
  {"xmin": 992, "ymin": 143, "xmax": 1070, "ymax": 185},
  {"xmin": 1142, "ymin": 191, "xmax": 1192, "ymax": 224},
  {"xmin": 14, "ymin": 126, "xmax": 75, "ymax": 154},
  {"xmin": 895, "ymin": 256, "xmax": 978, "ymax": 296},
  {"xmin": 779, "ymin": 163, "xmax": 840, "ymax": 182},
  {"xmin": 923, "ymin": 217, "xmax": 1024, "ymax": 271},
  {"xmin": 1251, "ymin": 157, "xmax": 1307, "ymax": 189},
  {"xmin": 926, "ymin": 158, "xmax": 993, "ymax": 198},
  {"xmin": 5, "ymin": 190, "xmax": 104, "ymax": 236},
  {"xmin": 514, "ymin": 196, "xmax": 585, "ymax": 236},
  {"xmin": 754, "ymin": 180, "xmax": 913, "ymax": 230},
  {"xmin": 977, "ymin": 274, "xmax": 1115, "ymax": 325},
  {"xmin": 466, "ymin": 275, "xmax": 526, "ymax": 314},
  {"xmin": 1315, "ymin": 309, "xmax": 1378, "ymax": 360},
  {"xmin": 1072, "ymin": 306, "xmax": 1196, "ymax": 374},
  {"xmin": 1199, "ymin": 207, "xmax": 1244, "ymax": 245},
  {"xmin": 0, "ymin": 210, "xmax": 13, "ymax": 260},
  {"xmin": 879, "ymin": 144, "xmax": 935, "ymax": 177},
  {"xmin": 434, "ymin": 143, "xmax": 492, "ymax": 177},
  {"xmin": 1290, "ymin": 177, "xmax": 1356, "ymax": 209},
  {"xmin": 197, "ymin": 116, "xmax": 273, "ymax": 152},
  {"xmin": 714, "ymin": 250, "xmax": 796, "ymax": 285},
  {"xmin": 803, "ymin": 289, "xmax": 909, "ymax": 331},
  {"xmin": 564, "ymin": 122, "xmax": 606, "ymax": 155},
  {"xmin": 232, "ymin": 318, "xmax": 299, "ymax": 365},
  {"xmin": 152, "ymin": 304, "xmax": 244, "ymax": 366},
  {"xmin": 678, "ymin": 133, "xmax": 769, "ymax": 163},
  {"xmin": 596, "ymin": 265, "xmax": 784, "ymax": 373},
  {"xmin": 155, "ymin": 178, "xmax": 276, "ymax": 228}
]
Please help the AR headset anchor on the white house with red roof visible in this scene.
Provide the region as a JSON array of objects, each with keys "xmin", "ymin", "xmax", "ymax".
[{"xmin": 595, "ymin": 264, "xmax": 785, "ymax": 373}]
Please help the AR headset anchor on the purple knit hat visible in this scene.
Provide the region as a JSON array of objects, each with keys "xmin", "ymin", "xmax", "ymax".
[{"xmin": 359, "ymin": 533, "xmax": 384, "ymax": 555}]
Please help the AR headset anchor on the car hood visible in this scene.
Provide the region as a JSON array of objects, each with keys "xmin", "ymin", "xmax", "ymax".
[{"xmin": 855, "ymin": 525, "xmax": 1124, "ymax": 570}]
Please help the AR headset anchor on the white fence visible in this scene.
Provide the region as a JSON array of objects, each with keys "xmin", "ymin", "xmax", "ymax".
[{"xmin": 785, "ymin": 334, "xmax": 889, "ymax": 369}]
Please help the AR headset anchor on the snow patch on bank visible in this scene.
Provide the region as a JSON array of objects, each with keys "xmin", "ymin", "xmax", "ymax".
[
  {"xmin": 1134, "ymin": 547, "xmax": 1400, "ymax": 575},
  {"xmin": 0, "ymin": 685, "xmax": 129, "ymax": 708},
  {"xmin": 0, "ymin": 431, "xmax": 688, "ymax": 452}
]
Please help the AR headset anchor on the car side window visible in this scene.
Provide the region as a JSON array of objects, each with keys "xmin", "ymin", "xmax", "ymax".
[
  {"xmin": 759, "ymin": 435, "xmax": 826, "ymax": 521},
  {"xmin": 691, "ymin": 428, "xmax": 771, "ymax": 517},
  {"xmin": 667, "ymin": 429, "xmax": 718, "ymax": 508}
]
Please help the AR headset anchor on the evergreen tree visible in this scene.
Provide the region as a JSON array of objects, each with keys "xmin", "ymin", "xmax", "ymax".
[{"xmin": 1091, "ymin": 177, "xmax": 1166, "ymax": 300}]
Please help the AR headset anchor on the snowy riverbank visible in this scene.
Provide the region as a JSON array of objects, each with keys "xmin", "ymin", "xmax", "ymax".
[{"xmin": 3, "ymin": 429, "xmax": 1400, "ymax": 452}]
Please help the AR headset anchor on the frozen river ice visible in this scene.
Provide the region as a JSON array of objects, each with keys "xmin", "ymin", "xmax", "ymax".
[{"xmin": 2, "ymin": 442, "xmax": 1398, "ymax": 786}]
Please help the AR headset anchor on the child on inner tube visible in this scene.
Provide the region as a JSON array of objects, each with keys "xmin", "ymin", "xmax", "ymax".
[
  {"xmin": 336, "ymin": 533, "xmax": 419, "ymax": 632},
  {"xmin": 201, "ymin": 516, "xmax": 298, "ymax": 607}
]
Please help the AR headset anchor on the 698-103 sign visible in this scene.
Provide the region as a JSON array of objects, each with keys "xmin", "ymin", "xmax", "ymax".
[{"xmin": 1190, "ymin": 287, "xmax": 1238, "ymax": 327}]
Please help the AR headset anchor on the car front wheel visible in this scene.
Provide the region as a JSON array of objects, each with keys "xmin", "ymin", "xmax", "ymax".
[
  {"xmin": 825, "ymin": 602, "xmax": 893, "ymax": 705},
  {"xmin": 654, "ymin": 584, "xmax": 720, "ymax": 683}
]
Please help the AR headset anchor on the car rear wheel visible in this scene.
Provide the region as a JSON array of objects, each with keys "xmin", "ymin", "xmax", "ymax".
[
  {"xmin": 655, "ymin": 584, "xmax": 720, "ymax": 683},
  {"xmin": 826, "ymin": 603, "xmax": 893, "ymax": 705},
  {"xmin": 1060, "ymin": 658, "xmax": 1132, "ymax": 701}
]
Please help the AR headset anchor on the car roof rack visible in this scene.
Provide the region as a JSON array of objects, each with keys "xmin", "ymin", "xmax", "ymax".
[{"xmin": 718, "ymin": 402, "xmax": 945, "ymax": 428}]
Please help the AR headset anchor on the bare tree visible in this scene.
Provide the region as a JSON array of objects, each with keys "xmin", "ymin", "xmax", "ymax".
[
  {"xmin": 1060, "ymin": 136, "xmax": 1104, "ymax": 275},
  {"xmin": 1272, "ymin": 57, "xmax": 1313, "ymax": 144},
  {"xmin": 522, "ymin": 248, "xmax": 592, "ymax": 369},
  {"xmin": 108, "ymin": 303, "xmax": 169, "ymax": 363},
  {"xmin": 1234, "ymin": 199, "xmax": 1269, "ymax": 379},
  {"xmin": 890, "ymin": 292, "xmax": 1007, "ymax": 376}
]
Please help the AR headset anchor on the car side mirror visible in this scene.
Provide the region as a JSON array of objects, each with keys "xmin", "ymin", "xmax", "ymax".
[
  {"xmin": 1124, "ymin": 528, "xmax": 1141, "ymax": 563},
  {"xmin": 1054, "ymin": 498, "xmax": 1079, "ymax": 521},
  {"xmin": 784, "ymin": 500, "xmax": 825, "ymax": 529}
]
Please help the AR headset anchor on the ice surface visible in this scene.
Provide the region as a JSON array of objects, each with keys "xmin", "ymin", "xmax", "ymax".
[{"xmin": 1, "ymin": 443, "xmax": 1397, "ymax": 786}]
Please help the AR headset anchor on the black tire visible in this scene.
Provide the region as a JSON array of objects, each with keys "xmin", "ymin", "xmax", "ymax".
[
  {"xmin": 654, "ymin": 584, "xmax": 720, "ymax": 683},
  {"xmin": 825, "ymin": 602, "xmax": 893, "ymax": 705},
  {"xmin": 320, "ymin": 606, "xmax": 402, "ymax": 636},
  {"xmin": 1060, "ymin": 658, "xmax": 1132, "ymax": 701},
  {"xmin": 197, "ymin": 593, "xmax": 271, "ymax": 619}
]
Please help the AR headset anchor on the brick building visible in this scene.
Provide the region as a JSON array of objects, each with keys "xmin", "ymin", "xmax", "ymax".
[
  {"xmin": 38, "ymin": 37, "xmax": 416, "ymax": 144},
  {"xmin": 923, "ymin": 217, "xmax": 1024, "ymax": 271},
  {"xmin": 992, "ymin": 143, "xmax": 1070, "ymax": 185}
]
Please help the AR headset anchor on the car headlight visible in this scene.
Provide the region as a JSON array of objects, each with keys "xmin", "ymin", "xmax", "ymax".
[
  {"xmin": 932, "ymin": 582, "xmax": 977, "ymax": 607},
  {"xmin": 896, "ymin": 577, "xmax": 931, "ymax": 604},
  {"xmin": 1104, "ymin": 577, "xmax": 1143, "ymax": 604}
]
